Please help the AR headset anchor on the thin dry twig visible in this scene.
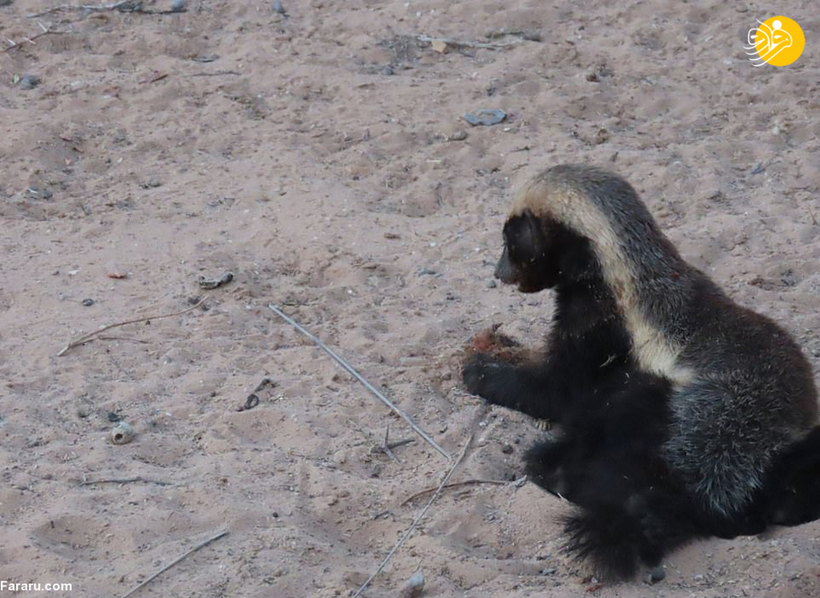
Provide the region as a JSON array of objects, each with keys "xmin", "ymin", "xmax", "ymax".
[
  {"xmin": 353, "ymin": 432, "xmax": 476, "ymax": 598},
  {"xmin": 381, "ymin": 426, "xmax": 400, "ymax": 464},
  {"xmin": 119, "ymin": 530, "xmax": 229, "ymax": 598},
  {"xmin": 26, "ymin": 1, "xmax": 179, "ymax": 18},
  {"xmin": 268, "ymin": 303, "xmax": 450, "ymax": 460},
  {"xmin": 416, "ymin": 35, "xmax": 521, "ymax": 50},
  {"xmin": 401, "ymin": 478, "xmax": 510, "ymax": 506},
  {"xmin": 57, "ymin": 297, "xmax": 207, "ymax": 356},
  {"xmin": 28, "ymin": 1, "xmax": 134, "ymax": 17},
  {"xmin": 80, "ymin": 477, "xmax": 172, "ymax": 487},
  {"xmin": 187, "ymin": 70, "xmax": 242, "ymax": 78},
  {"xmin": 371, "ymin": 436, "xmax": 414, "ymax": 457},
  {"xmin": 4, "ymin": 22, "xmax": 63, "ymax": 52},
  {"xmin": 485, "ymin": 28, "xmax": 543, "ymax": 42},
  {"xmin": 96, "ymin": 335, "xmax": 151, "ymax": 345}
]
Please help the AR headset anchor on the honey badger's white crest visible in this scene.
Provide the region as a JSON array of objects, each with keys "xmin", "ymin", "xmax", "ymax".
[{"xmin": 509, "ymin": 164, "xmax": 694, "ymax": 384}]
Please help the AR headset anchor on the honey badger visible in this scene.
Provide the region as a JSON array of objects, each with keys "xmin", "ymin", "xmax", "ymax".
[{"xmin": 463, "ymin": 164, "xmax": 820, "ymax": 579}]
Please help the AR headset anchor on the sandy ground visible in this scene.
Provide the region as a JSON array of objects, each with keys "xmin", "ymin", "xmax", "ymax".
[{"xmin": 1, "ymin": 0, "xmax": 820, "ymax": 596}]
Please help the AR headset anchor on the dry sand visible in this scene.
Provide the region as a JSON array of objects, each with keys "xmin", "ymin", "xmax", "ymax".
[{"xmin": 1, "ymin": 0, "xmax": 819, "ymax": 596}]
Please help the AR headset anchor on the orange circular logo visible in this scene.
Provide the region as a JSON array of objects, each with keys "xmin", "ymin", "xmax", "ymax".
[{"xmin": 746, "ymin": 16, "xmax": 805, "ymax": 67}]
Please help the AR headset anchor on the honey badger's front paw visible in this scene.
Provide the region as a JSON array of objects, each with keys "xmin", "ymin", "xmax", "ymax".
[
  {"xmin": 462, "ymin": 352, "xmax": 553, "ymax": 420},
  {"xmin": 462, "ymin": 353, "xmax": 506, "ymax": 401}
]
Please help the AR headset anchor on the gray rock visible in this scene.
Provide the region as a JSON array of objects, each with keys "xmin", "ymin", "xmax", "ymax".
[
  {"xmin": 463, "ymin": 109, "xmax": 506, "ymax": 126},
  {"xmin": 400, "ymin": 569, "xmax": 424, "ymax": 598},
  {"xmin": 648, "ymin": 566, "xmax": 666, "ymax": 584},
  {"xmin": 19, "ymin": 74, "xmax": 41, "ymax": 90},
  {"xmin": 140, "ymin": 176, "xmax": 162, "ymax": 189},
  {"xmin": 27, "ymin": 186, "xmax": 52, "ymax": 200},
  {"xmin": 111, "ymin": 421, "xmax": 135, "ymax": 445}
]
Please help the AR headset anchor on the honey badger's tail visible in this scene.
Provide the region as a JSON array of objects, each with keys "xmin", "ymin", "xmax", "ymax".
[{"xmin": 563, "ymin": 490, "xmax": 702, "ymax": 580}]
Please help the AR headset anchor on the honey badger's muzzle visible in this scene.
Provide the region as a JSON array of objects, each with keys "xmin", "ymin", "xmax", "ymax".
[{"xmin": 494, "ymin": 246, "xmax": 517, "ymax": 284}]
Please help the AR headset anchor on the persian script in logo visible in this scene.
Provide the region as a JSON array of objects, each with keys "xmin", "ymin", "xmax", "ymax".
[{"xmin": 745, "ymin": 16, "xmax": 805, "ymax": 67}]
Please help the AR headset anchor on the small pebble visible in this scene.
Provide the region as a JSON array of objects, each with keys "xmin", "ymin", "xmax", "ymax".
[
  {"xmin": 463, "ymin": 108, "xmax": 506, "ymax": 126},
  {"xmin": 648, "ymin": 566, "xmax": 665, "ymax": 583},
  {"xmin": 380, "ymin": 65, "xmax": 394, "ymax": 76},
  {"xmin": 416, "ymin": 268, "xmax": 438, "ymax": 277},
  {"xmin": 486, "ymin": 279, "xmax": 497, "ymax": 288},
  {"xmin": 501, "ymin": 443, "xmax": 514, "ymax": 454},
  {"xmin": 141, "ymin": 176, "xmax": 162, "ymax": 189},
  {"xmin": 107, "ymin": 412, "xmax": 123, "ymax": 423},
  {"xmin": 781, "ymin": 268, "xmax": 798, "ymax": 287},
  {"xmin": 170, "ymin": 0, "xmax": 185, "ymax": 11},
  {"xmin": 541, "ymin": 567, "xmax": 557, "ymax": 575},
  {"xmin": 81, "ymin": 298, "xmax": 95, "ymax": 307},
  {"xmin": 111, "ymin": 421, "xmax": 135, "ymax": 445},
  {"xmin": 197, "ymin": 272, "xmax": 234, "ymax": 289},
  {"xmin": 19, "ymin": 74, "xmax": 41, "ymax": 90},
  {"xmin": 400, "ymin": 569, "xmax": 424, "ymax": 598},
  {"xmin": 27, "ymin": 187, "xmax": 53, "ymax": 200},
  {"xmin": 271, "ymin": 0, "xmax": 286, "ymax": 14},
  {"xmin": 751, "ymin": 162, "xmax": 765, "ymax": 175}
]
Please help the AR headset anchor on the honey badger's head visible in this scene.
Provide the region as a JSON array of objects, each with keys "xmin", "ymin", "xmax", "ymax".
[{"xmin": 494, "ymin": 208, "xmax": 602, "ymax": 293}]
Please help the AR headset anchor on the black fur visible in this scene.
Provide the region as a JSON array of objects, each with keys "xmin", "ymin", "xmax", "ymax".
[
  {"xmin": 464, "ymin": 212, "xmax": 635, "ymax": 422},
  {"xmin": 463, "ymin": 206, "xmax": 820, "ymax": 580},
  {"xmin": 464, "ymin": 212, "xmax": 693, "ymax": 578},
  {"xmin": 751, "ymin": 426, "xmax": 820, "ymax": 528}
]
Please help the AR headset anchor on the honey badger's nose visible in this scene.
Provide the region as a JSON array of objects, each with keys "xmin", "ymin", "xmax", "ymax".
[{"xmin": 494, "ymin": 247, "xmax": 516, "ymax": 284}]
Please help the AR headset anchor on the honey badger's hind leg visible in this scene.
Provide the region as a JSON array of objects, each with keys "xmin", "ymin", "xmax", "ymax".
[
  {"xmin": 663, "ymin": 375, "xmax": 809, "ymax": 523},
  {"xmin": 654, "ymin": 427, "xmax": 820, "ymax": 542}
]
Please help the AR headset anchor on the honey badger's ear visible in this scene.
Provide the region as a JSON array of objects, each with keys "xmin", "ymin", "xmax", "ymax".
[{"xmin": 505, "ymin": 209, "xmax": 546, "ymax": 263}]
